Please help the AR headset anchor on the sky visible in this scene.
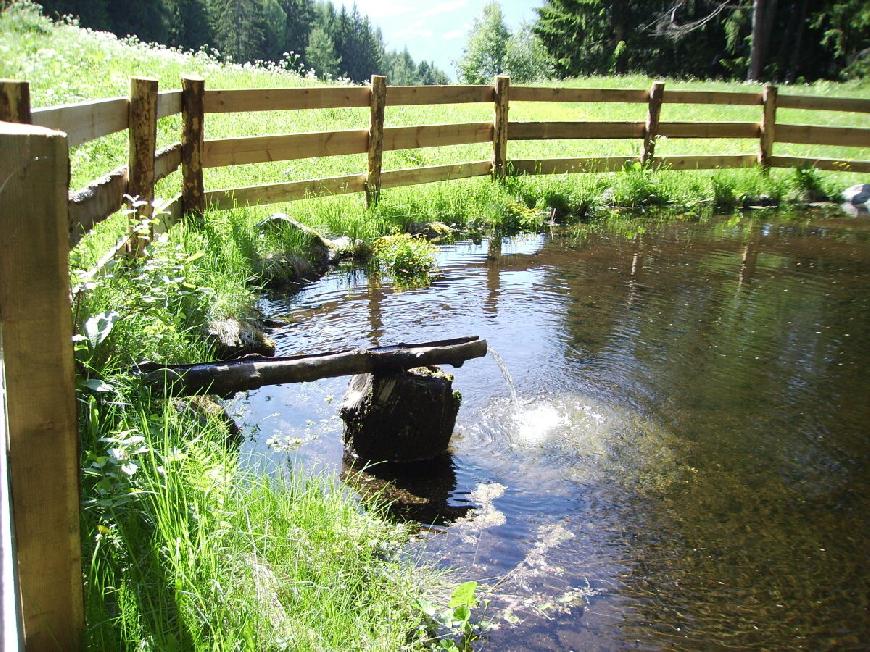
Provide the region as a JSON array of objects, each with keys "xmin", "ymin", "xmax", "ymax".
[{"xmin": 334, "ymin": 0, "xmax": 542, "ymax": 80}]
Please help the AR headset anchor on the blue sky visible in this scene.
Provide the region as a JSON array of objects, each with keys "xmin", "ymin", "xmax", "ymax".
[{"xmin": 334, "ymin": 1, "xmax": 542, "ymax": 80}]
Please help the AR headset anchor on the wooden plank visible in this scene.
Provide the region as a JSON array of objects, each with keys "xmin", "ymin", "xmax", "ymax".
[
  {"xmin": 154, "ymin": 143, "xmax": 181, "ymax": 182},
  {"xmin": 760, "ymin": 84, "xmax": 777, "ymax": 166},
  {"xmin": 775, "ymin": 123, "xmax": 870, "ymax": 147},
  {"xmin": 510, "ymin": 157, "xmax": 637, "ymax": 174},
  {"xmin": 203, "ymin": 86, "xmax": 371, "ymax": 113},
  {"xmin": 508, "ymin": 121, "xmax": 645, "ymax": 140},
  {"xmin": 651, "ymin": 154, "xmax": 758, "ymax": 170},
  {"xmin": 382, "ymin": 123, "xmax": 494, "ymax": 150},
  {"xmin": 204, "ymin": 174, "xmax": 367, "ymax": 209},
  {"xmin": 0, "ymin": 121, "xmax": 83, "ymax": 650},
  {"xmin": 0, "ymin": 80, "xmax": 31, "ymax": 122},
  {"xmin": 127, "ymin": 77, "xmax": 158, "ymax": 255},
  {"xmin": 493, "ymin": 76, "xmax": 510, "ymax": 178},
  {"xmin": 181, "ymin": 76, "xmax": 205, "ymax": 213},
  {"xmin": 67, "ymin": 166, "xmax": 128, "ymax": 246},
  {"xmin": 203, "ymin": 129, "xmax": 370, "ymax": 167},
  {"xmin": 156, "ymin": 90, "xmax": 182, "ymax": 119},
  {"xmin": 657, "ymin": 122, "xmax": 761, "ymax": 138},
  {"xmin": 510, "ymin": 86, "xmax": 648, "ymax": 103},
  {"xmin": 777, "ymin": 94, "xmax": 870, "ymax": 113},
  {"xmin": 642, "ymin": 81, "xmax": 665, "ymax": 163},
  {"xmin": 0, "ymin": 374, "xmax": 23, "ymax": 651},
  {"xmin": 367, "ymin": 75, "xmax": 386, "ymax": 207},
  {"xmin": 386, "ymin": 85, "xmax": 494, "ymax": 105},
  {"xmin": 662, "ymin": 90, "xmax": 763, "ymax": 106},
  {"xmin": 769, "ymin": 155, "xmax": 870, "ymax": 173},
  {"xmin": 380, "ymin": 161, "xmax": 493, "ymax": 189},
  {"xmin": 31, "ymin": 97, "xmax": 128, "ymax": 148}
]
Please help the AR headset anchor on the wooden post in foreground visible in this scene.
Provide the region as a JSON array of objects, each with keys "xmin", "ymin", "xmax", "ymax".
[
  {"xmin": 366, "ymin": 75, "xmax": 386, "ymax": 207},
  {"xmin": 127, "ymin": 77, "xmax": 158, "ymax": 255},
  {"xmin": 759, "ymin": 83, "xmax": 777, "ymax": 169},
  {"xmin": 493, "ymin": 75, "xmax": 510, "ymax": 178},
  {"xmin": 641, "ymin": 81, "xmax": 665, "ymax": 164},
  {"xmin": 181, "ymin": 75, "xmax": 205, "ymax": 214},
  {"xmin": 0, "ymin": 80, "xmax": 31, "ymax": 123},
  {"xmin": 0, "ymin": 122, "xmax": 83, "ymax": 650}
]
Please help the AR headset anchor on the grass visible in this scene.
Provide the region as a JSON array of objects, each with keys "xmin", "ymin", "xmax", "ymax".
[{"xmin": 2, "ymin": 3, "xmax": 869, "ymax": 648}]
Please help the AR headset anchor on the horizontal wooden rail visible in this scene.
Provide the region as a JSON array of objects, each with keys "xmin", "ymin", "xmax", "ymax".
[
  {"xmin": 204, "ymin": 174, "xmax": 366, "ymax": 209},
  {"xmin": 30, "ymin": 97, "xmax": 128, "ymax": 147},
  {"xmin": 380, "ymin": 161, "xmax": 492, "ymax": 188},
  {"xmin": 156, "ymin": 91, "xmax": 182, "ymax": 119},
  {"xmin": 662, "ymin": 90, "xmax": 762, "ymax": 106},
  {"xmin": 775, "ymin": 124, "xmax": 870, "ymax": 147},
  {"xmin": 511, "ymin": 87, "xmax": 648, "ymax": 103},
  {"xmin": 67, "ymin": 166, "xmax": 127, "ymax": 245},
  {"xmin": 509, "ymin": 121, "xmax": 645, "ymax": 140},
  {"xmin": 653, "ymin": 154, "xmax": 758, "ymax": 169},
  {"xmin": 386, "ymin": 85, "xmax": 494, "ymax": 105},
  {"xmin": 658, "ymin": 121, "xmax": 760, "ymax": 138},
  {"xmin": 769, "ymin": 155, "xmax": 870, "ymax": 173},
  {"xmin": 511, "ymin": 157, "xmax": 637, "ymax": 174},
  {"xmin": 203, "ymin": 87, "xmax": 371, "ymax": 113},
  {"xmin": 777, "ymin": 95, "xmax": 870, "ymax": 113},
  {"xmin": 202, "ymin": 129, "xmax": 369, "ymax": 167},
  {"xmin": 154, "ymin": 143, "xmax": 181, "ymax": 182},
  {"xmin": 382, "ymin": 123, "xmax": 493, "ymax": 151}
]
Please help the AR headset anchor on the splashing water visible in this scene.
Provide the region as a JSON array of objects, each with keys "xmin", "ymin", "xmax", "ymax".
[{"xmin": 488, "ymin": 348, "xmax": 519, "ymax": 412}]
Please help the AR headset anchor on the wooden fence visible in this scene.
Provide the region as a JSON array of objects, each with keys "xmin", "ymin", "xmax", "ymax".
[{"xmin": 0, "ymin": 74, "xmax": 869, "ymax": 648}]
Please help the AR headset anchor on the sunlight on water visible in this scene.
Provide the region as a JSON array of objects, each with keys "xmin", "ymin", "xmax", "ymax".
[{"xmin": 513, "ymin": 402, "xmax": 566, "ymax": 445}]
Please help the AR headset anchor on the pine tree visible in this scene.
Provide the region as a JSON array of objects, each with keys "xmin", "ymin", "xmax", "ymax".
[
  {"xmin": 306, "ymin": 23, "xmax": 340, "ymax": 78},
  {"xmin": 209, "ymin": 0, "xmax": 266, "ymax": 62},
  {"xmin": 166, "ymin": 0, "xmax": 211, "ymax": 51}
]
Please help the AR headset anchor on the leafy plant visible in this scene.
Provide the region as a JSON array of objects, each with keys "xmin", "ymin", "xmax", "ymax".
[{"xmin": 420, "ymin": 581, "xmax": 481, "ymax": 651}]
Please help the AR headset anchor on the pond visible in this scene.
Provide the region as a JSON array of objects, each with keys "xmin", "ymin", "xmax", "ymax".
[{"xmin": 230, "ymin": 208, "xmax": 869, "ymax": 650}]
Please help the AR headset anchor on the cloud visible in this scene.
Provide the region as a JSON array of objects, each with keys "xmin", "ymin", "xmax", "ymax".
[
  {"xmin": 422, "ymin": 0, "xmax": 469, "ymax": 18},
  {"xmin": 443, "ymin": 23, "xmax": 472, "ymax": 40}
]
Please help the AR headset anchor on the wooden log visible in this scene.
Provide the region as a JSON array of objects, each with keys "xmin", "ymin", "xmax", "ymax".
[
  {"xmin": 493, "ymin": 75, "xmax": 510, "ymax": 178},
  {"xmin": 510, "ymin": 86, "xmax": 648, "ymax": 103},
  {"xmin": 203, "ymin": 86, "xmax": 371, "ymax": 112},
  {"xmin": 774, "ymin": 123, "xmax": 870, "ymax": 147},
  {"xmin": 68, "ymin": 165, "xmax": 128, "ymax": 245},
  {"xmin": 386, "ymin": 85, "xmax": 494, "ymax": 105},
  {"xmin": 381, "ymin": 123, "xmax": 494, "ymax": 151},
  {"xmin": 777, "ymin": 94, "xmax": 870, "ymax": 113},
  {"xmin": 768, "ymin": 155, "xmax": 870, "ymax": 173},
  {"xmin": 662, "ymin": 90, "xmax": 763, "ymax": 106},
  {"xmin": 30, "ymin": 97, "xmax": 128, "ymax": 148},
  {"xmin": 657, "ymin": 122, "xmax": 761, "ymax": 139},
  {"xmin": 156, "ymin": 90, "xmax": 182, "ymax": 119},
  {"xmin": 137, "ymin": 336, "xmax": 489, "ymax": 396},
  {"xmin": 380, "ymin": 161, "xmax": 493, "ymax": 189},
  {"xmin": 154, "ymin": 143, "xmax": 182, "ymax": 182},
  {"xmin": 181, "ymin": 75, "xmax": 205, "ymax": 214},
  {"xmin": 642, "ymin": 81, "xmax": 665, "ymax": 164},
  {"xmin": 508, "ymin": 121, "xmax": 645, "ymax": 140},
  {"xmin": 203, "ymin": 129, "xmax": 369, "ymax": 167},
  {"xmin": 760, "ymin": 83, "xmax": 777, "ymax": 167},
  {"xmin": 510, "ymin": 157, "xmax": 636, "ymax": 175},
  {"xmin": 0, "ymin": 121, "xmax": 83, "ymax": 650},
  {"xmin": 367, "ymin": 75, "xmax": 386, "ymax": 207},
  {"xmin": 0, "ymin": 79, "xmax": 31, "ymax": 122},
  {"xmin": 203, "ymin": 174, "xmax": 367, "ymax": 210},
  {"xmin": 127, "ymin": 77, "xmax": 158, "ymax": 255}
]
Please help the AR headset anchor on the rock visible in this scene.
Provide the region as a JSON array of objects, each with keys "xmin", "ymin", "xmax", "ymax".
[
  {"xmin": 257, "ymin": 212, "xmax": 331, "ymax": 270},
  {"xmin": 408, "ymin": 221, "xmax": 456, "ymax": 242},
  {"xmin": 841, "ymin": 184, "xmax": 870, "ymax": 206},
  {"xmin": 340, "ymin": 366, "xmax": 461, "ymax": 463},
  {"xmin": 256, "ymin": 252, "xmax": 319, "ymax": 289},
  {"xmin": 173, "ymin": 395, "xmax": 242, "ymax": 442},
  {"xmin": 743, "ymin": 194, "xmax": 778, "ymax": 209},
  {"xmin": 206, "ymin": 317, "xmax": 276, "ymax": 359}
]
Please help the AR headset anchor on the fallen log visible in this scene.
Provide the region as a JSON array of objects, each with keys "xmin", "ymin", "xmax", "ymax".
[{"xmin": 135, "ymin": 335, "xmax": 487, "ymax": 396}]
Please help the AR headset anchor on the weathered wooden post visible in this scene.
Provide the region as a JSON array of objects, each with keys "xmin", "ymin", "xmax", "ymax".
[
  {"xmin": 641, "ymin": 81, "xmax": 665, "ymax": 164},
  {"xmin": 366, "ymin": 74, "xmax": 386, "ymax": 207},
  {"xmin": 759, "ymin": 83, "xmax": 777, "ymax": 169},
  {"xmin": 181, "ymin": 75, "xmax": 205, "ymax": 215},
  {"xmin": 127, "ymin": 77, "xmax": 158, "ymax": 255},
  {"xmin": 0, "ymin": 122, "xmax": 84, "ymax": 649},
  {"xmin": 493, "ymin": 75, "xmax": 510, "ymax": 178},
  {"xmin": 0, "ymin": 79, "xmax": 31, "ymax": 123}
]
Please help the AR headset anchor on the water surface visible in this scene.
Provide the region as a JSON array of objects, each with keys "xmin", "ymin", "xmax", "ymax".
[{"xmin": 232, "ymin": 209, "xmax": 870, "ymax": 650}]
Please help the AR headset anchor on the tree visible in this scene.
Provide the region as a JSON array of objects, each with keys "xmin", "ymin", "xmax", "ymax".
[
  {"xmin": 166, "ymin": 0, "xmax": 211, "ymax": 51},
  {"xmin": 305, "ymin": 23, "xmax": 339, "ymax": 78},
  {"xmin": 209, "ymin": 0, "xmax": 266, "ymax": 62},
  {"xmin": 504, "ymin": 23, "xmax": 554, "ymax": 82},
  {"xmin": 457, "ymin": 2, "xmax": 510, "ymax": 83}
]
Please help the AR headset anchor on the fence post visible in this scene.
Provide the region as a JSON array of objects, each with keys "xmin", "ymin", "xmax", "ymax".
[
  {"xmin": 0, "ymin": 80, "xmax": 31, "ymax": 123},
  {"xmin": 181, "ymin": 75, "xmax": 205, "ymax": 215},
  {"xmin": 0, "ymin": 122, "xmax": 83, "ymax": 650},
  {"xmin": 127, "ymin": 77, "xmax": 158, "ymax": 255},
  {"xmin": 493, "ymin": 75, "xmax": 510, "ymax": 178},
  {"xmin": 366, "ymin": 75, "xmax": 386, "ymax": 207},
  {"xmin": 641, "ymin": 81, "xmax": 665, "ymax": 164},
  {"xmin": 759, "ymin": 83, "xmax": 777, "ymax": 169}
]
